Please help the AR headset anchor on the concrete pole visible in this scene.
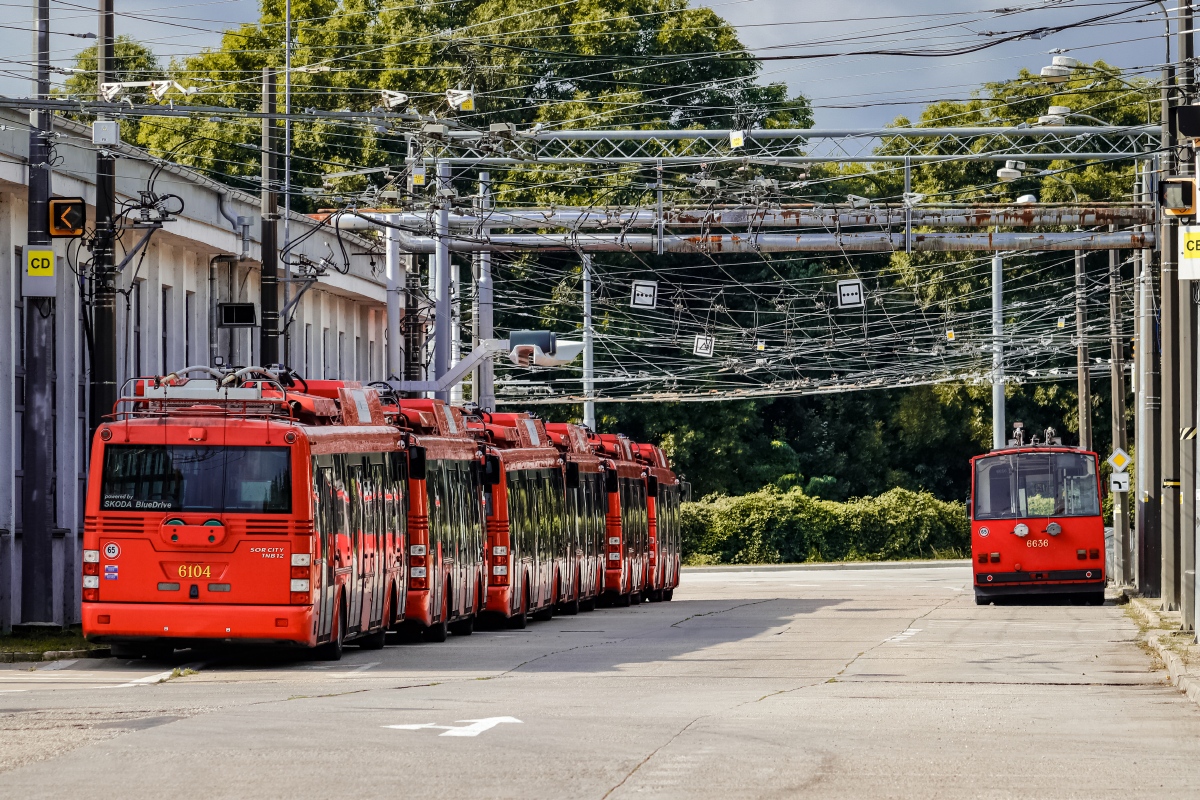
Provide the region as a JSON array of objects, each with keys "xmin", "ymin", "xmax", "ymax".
[
  {"xmin": 434, "ymin": 161, "xmax": 451, "ymax": 401},
  {"xmin": 1076, "ymin": 250, "xmax": 1093, "ymax": 451},
  {"xmin": 583, "ymin": 254, "xmax": 596, "ymax": 430},
  {"xmin": 1140, "ymin": 165, "xmax": 1162, "ymax": 596},
  {"xmin": 1110, "ymin": 232, "xmax": 1130, "ymax": 589},
  {"xmin": 992, "ymin": 253, "xmax": 1005, "ymax": 448},
  {"xmin": 385, "ymin": 214, "xmax": 402, "ymax": 381},
  {"xmin": 20, "ymin": 0, "xmax": 56, "ymax": 624},
  {"xmin": 259, "ymin": 68, "xmax": 279, "ymax": 366},
  {"xmin": 91, "ymin": 0, "xmax": 117, "ymax": 435},
  {"xmin": 450, "ymin": 259, "xmax": 462, "ymax": 403},
  {"xmin": 477, "ymin": 172, "xmax": 495, "ymax": 412}
]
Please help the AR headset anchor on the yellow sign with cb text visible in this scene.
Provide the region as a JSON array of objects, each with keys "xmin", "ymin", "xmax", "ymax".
[{"xmin": 1180, "ymin": 227, "xmax": 1200, "ymax": 279}]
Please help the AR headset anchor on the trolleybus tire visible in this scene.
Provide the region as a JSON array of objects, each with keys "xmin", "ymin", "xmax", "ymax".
[
  {"xmin": 533, "ymin": 579, "xmax": 557, "ymax": 621},
  {"xmin": 663, "ymin": 589, "xmax": 673, "ymax": 601},
  {"xmin": 580, "ymin": 593, "xmax": 596, "ymax": 612},
  {"xmin": 424, "ymin": 590, "xmax": 449, "ymax": 643},
  {"xmin": 560, "ymin": 572, "xmax": 581, "ymax": 615},
  {"xmin": 974, "ymin": 593, "xmax": 990, "ymax": 606},
  {"xmin": 317, "ymin": 602, "xmax": 345, "ymax": 661},
  {"xmin": 508, "ymin": 586, "xmax": 529, "ymax": 629},
  {"xmin": 449, "ymin": 615, "xmax": 475, "ymax": 636},
  {"xmin": 630, "ymin": 591, "xmax": 642, "ymax": 605},
  {"xmin": 1084, "ymin": 590, "xmax": 1106, "ymax": 606},
  {"xmin": 359, "ymin": 624, "xmax": 387, "ymax": 650},
  {"xmin": 616, "ymin": 591, "xmax": 631, "ymax": 607}
]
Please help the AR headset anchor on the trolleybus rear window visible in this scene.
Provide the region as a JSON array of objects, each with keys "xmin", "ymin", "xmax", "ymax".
[
  {"xmin": 100, "ymin": 445, "xmax": 292, "ymax": 514},
  {"xmin": 973, "ymin": 452, "xmax": 1098, "ymax": 520}
]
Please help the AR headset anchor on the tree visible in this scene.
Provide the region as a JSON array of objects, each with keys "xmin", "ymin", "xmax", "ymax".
[{"xmin": 59, "ymin": 36, "xmax": 163, "ymax": 142}]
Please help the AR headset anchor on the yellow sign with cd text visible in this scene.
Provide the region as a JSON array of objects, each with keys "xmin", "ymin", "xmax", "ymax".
[{"xmin": 1180, "ymin": 226, "xmax": 1200, "ymax": 279}]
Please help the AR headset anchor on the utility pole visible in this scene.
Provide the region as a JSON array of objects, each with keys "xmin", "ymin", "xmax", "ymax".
[
  {"xmin": 21, "ymin": 0, "xmax": 56, "ymax": 624},
  {"xmin": 1162, "ymin": 1, "xmax": 1193, "ymax": 611},
  {"xmin": 385, "ymin": 214, "xmax": 402, "ymax": 381},
  {"xmin": 91, "ymin": 0, "xmax": 117, "ymax": 435},
  {"xmin": 282, "ymin": 0, "xmax": 292, "ymax": 367},
  {"xmin": 476, "ymin": 172, "xmax": 495, "ymax": 412},
  {"xmin": 583, "ymin": 254, "xmax": 596, "ymax": 430},
  {"xmin": 1110, "ymin": 232, "xmax": 1130, "ymax": 588},
  {"xmin": 1141, "ymin": 154, "xmax": 1163, "ymax": 597},
  {"xmin": 992, "ymin": 251, "xmax": 1005, "ymax": 448},
  {"xmin": 1075, "ymin": 250, "xmax": 1093, "ymax": 451},
  {"xmin": 260, "ymin": 68, "xmax": 279, "ymax": 365},
  {"xmin": 433, "ymin": 161, "xmax": 451, "ymax": 401}
]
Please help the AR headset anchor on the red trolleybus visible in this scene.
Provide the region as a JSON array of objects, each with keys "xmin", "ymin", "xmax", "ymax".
[
  {"xmin": 544, "ymin": 422, "xmax": 606, "ymax": 613},
  {"xmin": 590, "ymin": 433, "xmax": 649, "ymax": 606},
  {"xmin": 970, "ymin": 427, "xmax": 1105, "ymax": 605},
  {"xmin": 470, "ymin": 413, "xmax": 566, "ymax": 627},
  {"xmin": 83, "ymin": 373, "xmax": 406, "ymax": 660},
  {"xmin": 632, "ymin": 442, "xmax": 682, "ymax": 602},
  {"xmin": 390, "ymin": 398, "xmax": 486, "ymax": 641}
]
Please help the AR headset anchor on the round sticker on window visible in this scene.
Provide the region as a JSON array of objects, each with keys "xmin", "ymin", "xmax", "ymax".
[{"xmin": 103, "ymin": 542, "xmax": 120, "ymax": 559}]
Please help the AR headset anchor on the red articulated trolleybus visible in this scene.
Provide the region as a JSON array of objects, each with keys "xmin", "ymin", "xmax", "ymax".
[
  {"xmin": 81, "ymin": 364, "xmax": 686, "ymax": 659},
  {"xmin": 589, "ymin": 433, "xmax": 650, "ymax": 606},
  {"xmin": 82, "ymin": 370, "xmax": 408, "ymax": 660},
  {"xmin": 631, "ymin": 442, "xmax": 683, "ymax": 602},
  {"xmin": 970, "ymin": 424, "xmax": 1106, "ymax": 605}
]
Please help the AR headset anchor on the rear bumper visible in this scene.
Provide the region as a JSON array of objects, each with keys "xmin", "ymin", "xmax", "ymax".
[
  {"xmin": 975, "ymin": 568, "xmax": 1105, "ymax": 597},
  {"xmin": 82, "ymin": 602, "xmax": 315, "ymax": 646}
]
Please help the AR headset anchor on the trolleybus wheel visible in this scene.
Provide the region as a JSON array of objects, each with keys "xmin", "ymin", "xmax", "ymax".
[
  {"xmin": 662, "ymin": 589, "xmax": 673, "ymax": 602},
  {"xmin": 449, "ymin": 614, "xmax": 474, "ymax": 636},
  {"xmin": 360, "ymin": 623, "xmax": 387, "ymax": 650},
  {"xmin": 508, "ymin": 586, "xmax": 529, "ymax": 629},
  {"xmin": 630, "ymin": 591, "xmax": 642, "ymax": 605},
  {"xmin": 534, "ymin": 578, "xmax": 557, "ymax": 621},
  {"xmin": 1084, "ymin": 590, "xmax": 1106, "ymax": 606},
  {"xmin": 616, "ymin": 591, "xmax": 631, "ymax": 607},
  {"xmin": 974, "ymin": 593, "xmax": 990, "ymax": 606},
  {"xmin": 317, "ymin": 602, "xmax": 345, "ymax": 661},
  {"xmin": 424, "ymin": 589, "xmax": 449, "ymax": 643},
  {"xmin": 560, "ymin": 572, "xmax": 581, "ymax": 616}
]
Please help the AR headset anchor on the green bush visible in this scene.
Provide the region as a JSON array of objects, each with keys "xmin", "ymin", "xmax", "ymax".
[{"xmin": 681, "ymin": 486, "xmax": 969, "ymax": 565}]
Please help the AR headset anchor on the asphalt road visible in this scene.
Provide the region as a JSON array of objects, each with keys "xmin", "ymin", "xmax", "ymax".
[{"xmin": 2, "ymin": 564, "xmax": 1199, "ymax": 798}]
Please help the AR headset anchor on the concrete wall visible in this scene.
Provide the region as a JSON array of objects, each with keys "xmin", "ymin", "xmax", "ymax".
[{"xmin": 0, "ymin": 110, "xmax": 389, "ymax": 630}]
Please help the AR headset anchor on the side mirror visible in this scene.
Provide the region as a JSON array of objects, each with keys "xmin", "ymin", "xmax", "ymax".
[
  {"xmin": 408, "ymin": 446, "xmax": 427, "ymax": 481},
  {"xmin": 605, "ymin": 468, "xmax": 618, "ymax": 494},
  {"xmin": 565, "ymin": 461, "xmax": 580, "ymax": 490},
  {"xmin": 484, "ymin": 453, "xmax": 502, "ymax": 486}
]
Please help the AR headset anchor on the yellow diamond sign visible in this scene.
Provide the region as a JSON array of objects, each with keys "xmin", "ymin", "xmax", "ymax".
[{"xmin": 1107, "ymin": 448, "xmax": 1131, "ymax": 473}]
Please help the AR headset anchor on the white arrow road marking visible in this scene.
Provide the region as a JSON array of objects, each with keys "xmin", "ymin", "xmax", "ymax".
[
  {"xmin": 883, "ymin": 628, "xmax": 921, "ymax": 644},
  {"xmin": 383, "ymin": 716, "xmax": 523, "ymax": 737}
]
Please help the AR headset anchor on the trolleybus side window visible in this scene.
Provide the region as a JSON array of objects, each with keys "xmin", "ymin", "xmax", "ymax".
[
  {"xmin": 100, "ymin": 444, "xmax": 291, "ymax": 513},
  {"xmin": 974, "ymin": 452, "xmax": 1100, "ymax": 519}
]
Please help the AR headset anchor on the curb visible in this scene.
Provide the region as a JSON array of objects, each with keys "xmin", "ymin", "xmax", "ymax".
[
  {"xmin": 0, "ymin": 647, "xmax": 110, "ymax": 663},
  {"xmin": 1127, "ymin": 597, "xmax": 1200, "ymax": 706},
  {"xmin": 683, "ymin": 559, "xmax": 970, "ymax": 574}
]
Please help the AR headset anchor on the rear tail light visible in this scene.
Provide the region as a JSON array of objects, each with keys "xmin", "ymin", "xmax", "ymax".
[
  {"xmin": 83, "ymin": 549, "xmax": 99, "ymax": 563},
  {"xmin": 989, "ymin": 553, "xmax": 1000, "ymax": 563},
  {"xmin": 291, "ymin": 566, "xmax": 310, "ymax": 579},
  {"xmin": 608, "ymin": 552, "xmax": 620, "ymax": 561},
  {"xmin": 291, "ymin": 553, "xmax": 311, "ymax": 566},
  {"xmin": 83, "ymin": 588, "xmax": 98, "ymax": 602},
  {"xmin": 290, "ymin": 592, "xmax": 310, "ymax": 604},
  {"xmin": 410, "ymin": 567, "xmax": 427, "ymax": 579},
  {"xmin": 608, "ymin": 537, "xmax": 620, "ymax": 545},
  {"xmin": 97, "ymin": 615, "xmax": 110, "ymax": 624},
  {"xmin": 978, "ymin": 554, "xmax": 987, "ymax": 563},
  {"xmin": 493, "ymin": 565, "xmax": 508, "ymax": 576},
  {"xmin": 290, "ymin": 579, "xmax": 310, "ymax": 592},
  {"xmin": 84, "ymin": 561, "xmax": 99, "ymax": 575},
  {"xmin": 492, "ymin": 545, "xmax": 507, "ymax": 556},
  {"xmin": 1077, "ymin": 549, "xmax": 1087, "ymax": 560},
  {"xmin": 410, "ymin": 544, "xmax": 427, "ymax": 556},
  {"xmin": 1089, "ymin": 549, "xmax": 1100, "ymax": 559},
  {"xmin": 83, "ymin": 575, "xmax": 99, "ymax": 589}
]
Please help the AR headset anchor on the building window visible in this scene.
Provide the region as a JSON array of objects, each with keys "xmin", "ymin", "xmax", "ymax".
[
  {"xmin": 132, "ymin": 280, "xmax": 143, "ymax": 379},
  {"xmin": 305, "ymin": 324, "xmax": 312, "ymax": 376},
  {"xmin": 323, "ymin": 327, "xmax": 331, "ymax": 379},
  {"xmin": 185, "ymin": 291, "xmax": 194, "ymax": 366},
  {"xmin": 161, "ymin": 286, "xmax": 171, "ymax": 374}
]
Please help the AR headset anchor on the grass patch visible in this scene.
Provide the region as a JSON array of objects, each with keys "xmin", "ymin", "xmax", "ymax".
[{"xmin": 0, "ymin": 625, "xmax": 103, "ymax": 654}]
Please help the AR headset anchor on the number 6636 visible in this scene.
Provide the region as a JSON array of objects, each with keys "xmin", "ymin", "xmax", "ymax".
[{"xmin": 1026, "ymin": 539, "xmax": 1049, "ymax": 548}]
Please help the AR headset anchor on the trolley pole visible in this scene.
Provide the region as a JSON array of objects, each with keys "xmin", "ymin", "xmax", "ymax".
[
  {"xmin": 476, "ymin": 172, "xmax": 496, "ymax": 412},
  {"xmin": 992, "ymin": 252, "xmax": 1005, "ymax": 449},
  {"xmin": 91, "ymin": 0, "xmax": 117, "ymax": 436},
  {"xmin": 20, "ymin": 0, "xmax": 57, "ymax": 624},
  {"xmin": 1110, "ymin": 234, "xmax": 1130, "ymax": 588},
  {"xmin": 1075, "ymin": 250, "xmax": 1093, "ymax": 451},
  {"xmin": 583, "ymin": 254, "xmax": 596, "ymax": 430},
  {"xmin": 259, "ymin": 68, "xmax": 279, "ymax": 365}
]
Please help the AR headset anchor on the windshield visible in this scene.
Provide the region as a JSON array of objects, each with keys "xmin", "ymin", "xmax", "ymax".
[
  {"xmin": 973, "ymin": 452, "xmax": 1099, "ymax": 520},
  {"xmin": 100, "ymin": 445, "xmax": 292, "ymax": 514}
]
